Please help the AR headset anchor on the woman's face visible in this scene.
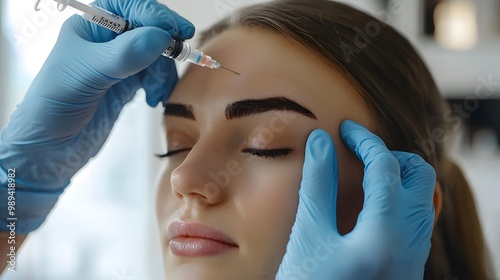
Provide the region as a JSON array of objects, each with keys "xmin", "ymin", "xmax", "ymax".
[{"xmin": 156, "ymin": 27, "xmax": 373, "ymax": 279}]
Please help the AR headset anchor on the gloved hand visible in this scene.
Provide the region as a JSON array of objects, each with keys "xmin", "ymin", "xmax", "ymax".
[
  {"xmin": 276, "ymin": 120, "xmax": 436, "ymax": 280},
  {"xmin": 0, "ymin": 0, "xmax": 194, "ymax": 234}
]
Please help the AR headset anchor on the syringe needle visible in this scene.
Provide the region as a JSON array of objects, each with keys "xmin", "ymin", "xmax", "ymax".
[{"xmin": 220, "ymin": 66, "xmax": 240, "ymax": 75}]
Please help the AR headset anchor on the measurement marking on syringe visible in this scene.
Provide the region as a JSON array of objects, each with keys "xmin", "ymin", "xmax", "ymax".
[{"xmin": 92, "ymin": 16, "xmax": 122, "ymax": 32}]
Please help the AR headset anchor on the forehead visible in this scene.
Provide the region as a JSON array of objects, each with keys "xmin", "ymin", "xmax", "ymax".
[{"xmin": 168, "ymin": 27, "xmax": 370, "ymax": 124}]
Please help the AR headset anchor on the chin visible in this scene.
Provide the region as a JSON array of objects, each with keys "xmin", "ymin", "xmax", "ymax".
[
  {"xmin": 163, "ymin": 259, "xmax": 275, "ymax": 280},
  {"xmin": 164, "ymin": 266, "xmax": 239, "ymax": 280}
]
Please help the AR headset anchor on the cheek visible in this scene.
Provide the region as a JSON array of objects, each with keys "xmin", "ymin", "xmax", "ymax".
[
  {"xmin": 156, "ymin": 162, "xmax": 180, "ymax": 225},
  {"xmin": 233, "ymin": 158, "xmax": 303, "ymax": 271}
]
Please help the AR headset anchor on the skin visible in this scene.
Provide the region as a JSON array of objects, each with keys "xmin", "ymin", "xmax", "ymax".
[{"xmin": 155, "ymin": 27, "xmax": 373, "ymax": 280}]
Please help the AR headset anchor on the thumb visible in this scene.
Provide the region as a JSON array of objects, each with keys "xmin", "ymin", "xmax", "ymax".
[
  {"xmin": 340, "ymin": 120, "xmax": 399, "ymax": 224},
  {"xmin": 277, "ymin": 129, "xmax": 340, "ymax": 279},
  {"xmin": 100, "ymin": 26, "xmax": 172, "ymax": 79},
  {"xmin": 295, "ymin": 129, "xmax": 339, "ymax": 233}
]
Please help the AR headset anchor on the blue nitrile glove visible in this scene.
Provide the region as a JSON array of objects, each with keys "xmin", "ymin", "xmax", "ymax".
[
  {"xmin": 0, "ymin": 0, "xmax": 194, "ymax": 234},
  {"xmin": 276, "ymin": 120, "xmax": 436, "ymax": 280}
]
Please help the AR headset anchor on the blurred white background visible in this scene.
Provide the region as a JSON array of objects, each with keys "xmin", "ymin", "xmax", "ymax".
[{"xmin": 0, "ymin": 0, "xmax": 499, "ymax": 279}]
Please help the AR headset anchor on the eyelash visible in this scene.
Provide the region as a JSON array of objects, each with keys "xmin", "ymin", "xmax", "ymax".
[
  {"xmin": 156, "ymin": 148, "xmax": 192, "ymax": 158},
  {"xmin": 241, "ymin": 148, "xmax": 293, "ymax": 158},
  {"xmin": 156, "ymin": 148, "xmax": 293, "ymax": 159}
]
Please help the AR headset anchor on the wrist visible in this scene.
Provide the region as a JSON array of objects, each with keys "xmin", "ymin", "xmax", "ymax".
[
  {"xmin": 0, "ymin": 142, "xmax": 73, "ymax": 189},
  {"xmin": 0, "ymin": 165, "xmax": 67, "ymax": 234}
]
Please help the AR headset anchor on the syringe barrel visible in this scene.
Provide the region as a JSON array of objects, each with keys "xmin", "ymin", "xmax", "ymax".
[
  {"xmin": 163, "ymin": 40, "xmax": 190, "ymax": 61},
  {"xmin": 52, "ymin": 0, "xmax": 130, "ymax": 33},
  {"xmin": 162, "ymin": 40, "xmax": 219, "ymax": 68},
  {"xmin": 81, "ymin": 4, "xmax": 130, "ymax": 33}
]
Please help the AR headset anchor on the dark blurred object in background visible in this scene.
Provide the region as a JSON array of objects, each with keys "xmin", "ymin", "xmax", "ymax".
[{"xmin": 447, "ymin": 99, "xmax": 500, "ymax": 149}]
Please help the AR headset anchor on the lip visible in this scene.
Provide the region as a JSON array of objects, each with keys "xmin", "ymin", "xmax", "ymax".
[{"xmin": 167, "ymin": 221, "xmax": 238, "ymax": 257}]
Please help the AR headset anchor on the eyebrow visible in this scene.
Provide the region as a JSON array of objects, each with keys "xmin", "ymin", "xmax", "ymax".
[
  {"xmin": 225, "ymin": 97, "xmax": 316, "ymax": 120},
  {"xmin": 163, "ymin": 103, "xmax": 196, "ymax": 120},
  {"xmin": 163, "ymin": 96, "xmax": 317, "ymax": 120}
]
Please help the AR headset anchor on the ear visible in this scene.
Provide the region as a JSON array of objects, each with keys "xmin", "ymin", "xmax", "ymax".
[{"xmin": 433, "ymin": 181, "xmax": 443, "ymax": 225}]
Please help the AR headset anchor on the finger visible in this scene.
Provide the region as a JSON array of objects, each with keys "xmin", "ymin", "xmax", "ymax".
[
  {"xmin": 141, "ymin": 56, "xmax": 178, "ymax": 107},
  {"xmin": 391, "ymin": 151, "xmax": 436, "ymax": 212},
  {"xmin": 165, "ymin": 9, "xmax": 196, "ymax": 39},
  {"xmin": 390, "ymin": 151, "xmax": 435, "ymax": 264},
  {"xmin": 102, "ymin": 49, "xmax": 178, "ymax": 109},
  {"xmin": 340, "ymin": 120, "xmax": 400, "ymax": 220},
  {"xmin": 294, "ymin": 129, "xmax": 340, "ymax": 235},
  {"xmin": 102, "ymin": 26, "xmax": 173, "ymax": 78}
]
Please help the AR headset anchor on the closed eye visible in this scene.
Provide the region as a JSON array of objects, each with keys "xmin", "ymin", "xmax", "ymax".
[
  {"xmin": 242, "ymin": 148, "xmax": 293, "ymax": 158},
  {"xmin": 156, "ymin": 148, "xmax": 192, "ymax": 158},
  {"xmin": 157, "ymin": 148, "xmax": 293, "ymax": 159}
]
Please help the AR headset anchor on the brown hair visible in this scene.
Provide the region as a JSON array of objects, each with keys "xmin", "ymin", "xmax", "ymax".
[{"xmin": 198, "ymin": 0, "xmax": 492, "ymax": 279}]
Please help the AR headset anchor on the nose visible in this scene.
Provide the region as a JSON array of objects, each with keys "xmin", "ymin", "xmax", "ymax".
[{"xmin": 170, "ymin": 143, "xmax": 236, "ymax": 208}]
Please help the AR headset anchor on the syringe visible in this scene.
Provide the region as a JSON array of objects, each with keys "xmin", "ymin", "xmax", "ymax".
[{"xmin": 34, "ymin": 0, "xmax": 240, "ymax": 74}]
